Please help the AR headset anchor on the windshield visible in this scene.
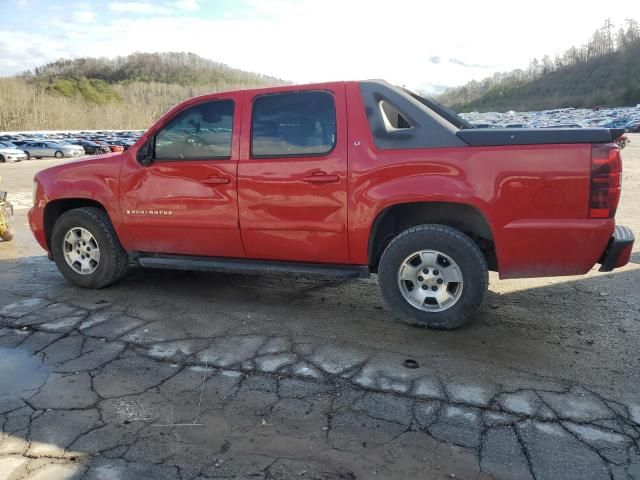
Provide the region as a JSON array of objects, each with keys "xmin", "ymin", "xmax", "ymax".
[{"xmin": 400, "ymin": 87, "xmax": 475, "ymax": 130}]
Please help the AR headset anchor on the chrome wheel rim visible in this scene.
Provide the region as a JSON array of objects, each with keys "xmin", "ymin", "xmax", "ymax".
[
  {"xmin": 397, "ymin": 249, "xmax": 463, "ymax": 312},
  {"xmin": 62, "ymin": 227, "xmax": 100, "ymax": 275}
]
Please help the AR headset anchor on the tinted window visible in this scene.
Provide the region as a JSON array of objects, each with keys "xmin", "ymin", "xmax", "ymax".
[
  {"xmin": 251, "ymin": 91, "xmax": 336, "ymax": 157},
  {"xmin": 155, "ymin": 100, "xmax": 234, "ymax": 160}
]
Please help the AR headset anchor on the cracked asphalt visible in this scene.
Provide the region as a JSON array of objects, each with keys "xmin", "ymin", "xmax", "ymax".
[{"xmin": 1, "ymin": 134, "xmax": 639, "ymax": 480}]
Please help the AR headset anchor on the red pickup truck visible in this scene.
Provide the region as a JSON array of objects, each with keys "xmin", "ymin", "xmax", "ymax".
[{"xmin": 29, "ymin": 80, "xmax": 634, "ymax": 329}]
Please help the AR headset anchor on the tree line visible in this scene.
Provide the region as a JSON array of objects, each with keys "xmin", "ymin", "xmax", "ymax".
[{"xmin": 439, "ymin": 19, "xmax": 640, "ymax": 112}]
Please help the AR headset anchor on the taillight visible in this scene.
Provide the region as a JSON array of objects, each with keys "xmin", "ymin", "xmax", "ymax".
[{"xmin": 589, "ymin": 144, "xmax": 622, "ymax": 219}]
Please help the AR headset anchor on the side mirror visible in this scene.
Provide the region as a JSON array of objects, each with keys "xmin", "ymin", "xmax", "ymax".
[{"xmin": 136, "ymin": 139, "xmax": 153, "ymax": 166}]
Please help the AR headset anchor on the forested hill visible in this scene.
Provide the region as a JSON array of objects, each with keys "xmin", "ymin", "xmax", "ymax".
[
  {"xmin": 34, "ymin": 52, "xmax": 284, "ymax": 90},
  {"xmin": 0, "ymin": 52, "xmax": 286, "ymax": 131},
  {"xmin": 439, "ymin": 19, "xmax": 640, "ymax": 112}
]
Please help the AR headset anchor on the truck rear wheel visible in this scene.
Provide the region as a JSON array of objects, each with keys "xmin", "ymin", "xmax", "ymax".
[
  {"xmin": 378, "ymin": 225, "xmax": 488, "ymax": 329},
  {"xmin": 51, "ymin": 207, "xmax": 128, "ymax": 288}
]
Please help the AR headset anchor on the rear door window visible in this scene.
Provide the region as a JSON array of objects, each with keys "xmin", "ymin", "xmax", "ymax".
[{"xmin": 251, "ymin": 91, "xmax": 336, "ymax": 158}]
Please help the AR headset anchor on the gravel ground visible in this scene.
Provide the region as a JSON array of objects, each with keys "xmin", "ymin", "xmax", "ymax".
[{"xmin": 0, "ymin": 136, "xmax": 639, "ymax": 480}]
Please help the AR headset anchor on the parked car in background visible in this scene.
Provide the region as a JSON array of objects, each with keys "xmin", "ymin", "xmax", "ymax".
[
  {"xmin": 70, "ymin": 140, "xmax": 110, "ymax": 155},
  {"xmin": 0, "ymin": 141, "xmax": 24, "ymax": 150},
  {"xmin": 0, "ymin": 142, "xmax": 28, "ymax": 163},
  {"xmin": 461, "ymin": 104, "xmax": 640, "ymax": 131},
  {"xmin": 12, "ymin": 139, "xmax": 38, "ymax": 147},
  {"xmin": 21, "ymin": 141, "xmax": 84, "ymax": 159},
  {"xmin": 104, "ymin": 141, "xmax": 125, "ymax": 153},
  {"xmin": 599, "ymin": 119, "xmax": 630, "ymax": 129},
  {"xmin": 471, "ymin": 123, "xmax": 498, "ymax": 128},
  {"xmin": 92, "ymin": 139, "xmax": 124, "ymax": 153},
  {"xmin": 503, "ymin": 123, "xmax": 529, "ymax": 128},
  {"xmin": 624, "ymin": 119, "xmax": 640, "ymax": 133},
  {"xmin": 106, "ymin": 139, "xmax": 135, "ymax": 151}
]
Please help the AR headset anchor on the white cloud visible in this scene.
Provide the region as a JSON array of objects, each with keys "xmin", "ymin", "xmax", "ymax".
[
  {"xmin": 3, "ymin": 0, "xmax": 640, "ymax": 92},
  {"xmin": 73, "ymin": 10, "xmax": 96, "ymax": 22},
  {"xmin": 173, "ymin": 0, "xmax": 199, "ymax": 11},
  {"xmin": 107, "ymin": 2, "xmax": 156, "ymax": 13}
]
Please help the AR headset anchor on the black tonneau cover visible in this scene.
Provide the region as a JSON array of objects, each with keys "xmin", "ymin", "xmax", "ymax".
[{"xmin": 457, "ymin": 128, "xmax": 625, "ymax": 147}]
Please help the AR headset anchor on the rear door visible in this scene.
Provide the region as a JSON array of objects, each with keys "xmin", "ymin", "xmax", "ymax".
[
  {"xmin": 237, "ymin": 85, "xmax": 349, "ymax": 263},
  {"xmin": 119, "ymin": 95, "xmax": 244, "ymax": 258}
]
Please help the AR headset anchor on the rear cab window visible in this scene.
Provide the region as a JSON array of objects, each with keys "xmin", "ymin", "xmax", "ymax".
[{"xmin": 251, "ymin": 91, "xmax": 336, "ymax": 158}]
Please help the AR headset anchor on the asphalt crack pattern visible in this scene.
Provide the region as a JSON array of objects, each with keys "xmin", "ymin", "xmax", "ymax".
[{"xmin": 2, "ymin": 295, "xmax": 640, "ymax": 480}]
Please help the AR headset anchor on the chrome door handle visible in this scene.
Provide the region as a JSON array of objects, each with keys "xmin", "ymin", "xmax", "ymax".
[
  {"xmin": 201, "ymin": 176, "xmax": 231, "ymax": 185},
  {"xmin": 302, "ymin": 173, "xmax": 340, "ymax": 183}
]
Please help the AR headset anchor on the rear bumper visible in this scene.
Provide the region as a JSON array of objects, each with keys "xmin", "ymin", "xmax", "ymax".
[
  {"xmin": 497, "ymin": 218, "xmax": 615, "ymax": 279},
  {"xmin": 598, "ymin": 225, "xmax": 634, "ymax": 272}
]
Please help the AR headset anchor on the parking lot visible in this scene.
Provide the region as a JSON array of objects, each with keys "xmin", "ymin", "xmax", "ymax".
[{"xmin": 1, "ymin": 136, "xmax": 639, "ymax": 479}]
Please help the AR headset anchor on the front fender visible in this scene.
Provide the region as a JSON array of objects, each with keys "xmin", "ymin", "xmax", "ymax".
[{"xmin": 35, "ymin": 155, "xmax": 124, "ymax": 241}]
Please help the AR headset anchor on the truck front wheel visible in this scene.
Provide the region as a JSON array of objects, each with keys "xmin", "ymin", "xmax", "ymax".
[
  {"xmin": 378, "ymin": 225, "xmax": 488, "ymax": 329},
  {"xmin": 51, "ymin": 207, "xmax": 129, "ymax": 288}
]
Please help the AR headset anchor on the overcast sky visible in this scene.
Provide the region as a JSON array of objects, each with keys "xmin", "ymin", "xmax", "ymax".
[{"xmin": 1, "ymin": 0, "xmax": 639, "ymax": 92}]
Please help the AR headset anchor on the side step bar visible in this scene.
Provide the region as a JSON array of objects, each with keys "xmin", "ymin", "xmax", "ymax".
[{"xmin": 136, "ymin": 253, "xmax": 370, "ymax": 279}]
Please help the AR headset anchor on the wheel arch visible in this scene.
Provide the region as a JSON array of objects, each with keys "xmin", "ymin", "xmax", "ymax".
[
  {"xmin": 43, "ymin": 198, "xmax": 108, "ymax": 251},
  {"xmin": 368, "ymin": 201, "xmax": 497, "ymax": 272}
]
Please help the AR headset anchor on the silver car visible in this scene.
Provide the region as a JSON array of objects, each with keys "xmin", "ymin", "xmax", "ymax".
[
  {"xmin": 21, "ymin": 141, "xmax": 84, "ymax": 159},
  {"xmin": 0, "ymin": 142, "xmax": 28, "ymax": 163}
]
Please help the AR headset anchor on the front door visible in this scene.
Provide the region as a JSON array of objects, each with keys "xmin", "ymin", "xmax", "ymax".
[
  {"xmin": 119, "ymin": 96, "xmax": 244, "ymax": 258},
  {"xmin": 238, "ymin": 86, "xmax": 349, "ymax": 263}
]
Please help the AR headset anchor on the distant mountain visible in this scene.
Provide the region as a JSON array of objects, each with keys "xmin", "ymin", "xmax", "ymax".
[
  {"xmin": 0, "ymin": 52, "xmax": 287, "ymax": 131},
  {"xmin": 439, "ymin": 19, "xmax": 640, "ymax": 112}
]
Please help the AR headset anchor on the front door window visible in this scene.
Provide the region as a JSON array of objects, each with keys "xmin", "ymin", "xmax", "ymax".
[{"xmin": 155, "ymin": 100, "xmax": 234, "ymax": 161}]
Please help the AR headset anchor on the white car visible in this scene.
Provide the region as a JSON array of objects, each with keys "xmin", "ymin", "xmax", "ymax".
[{"xmin": 0, "ymin": 142, "xmax": 28, "ymax": 163}]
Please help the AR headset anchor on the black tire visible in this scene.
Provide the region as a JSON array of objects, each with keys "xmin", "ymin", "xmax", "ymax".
[
  {"xmin": 54, "ymin": 151, "xmax": 63, "ymax": 158},
  {"xmin": 24, "ymin": 151, "xmax": 30, "ymax": 160},
  {"xmin": 51, "ymin": 207, "xmax": 129, "ymax": 288},
  {"xmin": 378, "ymin": 224, "xmax": 488, "ymax": 330},
  {"xmin": 0, "ymin": 155, "xmax": 5, "ymax": 163}
]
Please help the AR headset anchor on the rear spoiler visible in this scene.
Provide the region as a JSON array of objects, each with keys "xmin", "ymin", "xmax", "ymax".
[{"xmin": 457, "ymin": 128, "xmax": 626, "ymax": 147}]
